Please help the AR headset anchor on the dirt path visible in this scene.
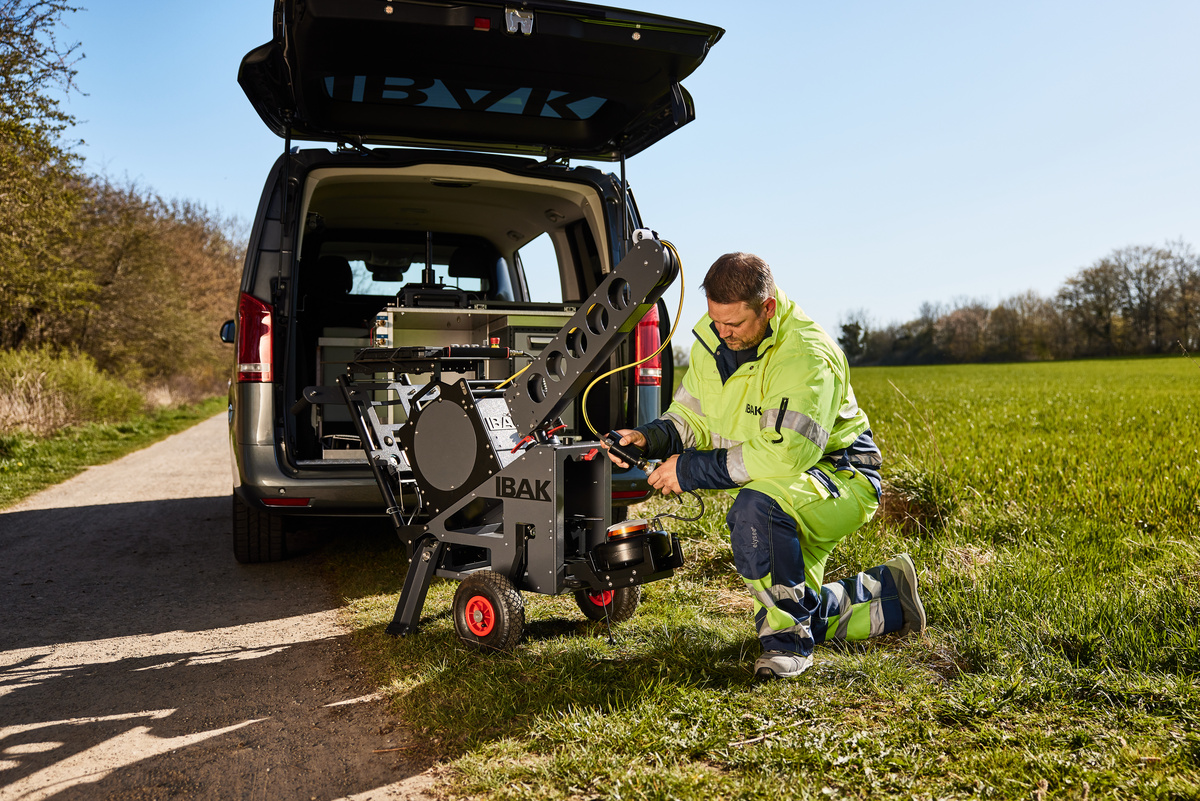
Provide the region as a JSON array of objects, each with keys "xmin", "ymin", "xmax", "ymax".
[{"xmin": 0, "ymin": 414, "xmax": 434, "ymax": 800}]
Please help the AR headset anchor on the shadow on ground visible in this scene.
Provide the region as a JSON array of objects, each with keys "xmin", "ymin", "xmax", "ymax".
[
  {"xmin": 0, "ymin": 632, "xmax": 426, "ymax": 799},
  {"xmin": 0, "ymin": 488, "xmax": 431, "ymax": 799},
  {"xmin": 0, "ymin": 496, "xmax": 341, "ymax": 649}
]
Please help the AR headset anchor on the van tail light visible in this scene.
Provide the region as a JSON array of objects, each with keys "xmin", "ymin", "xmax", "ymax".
[
  {"xmin": 236, "ymin": 292, "xmax": 274, "ymax": 383},
  {"xmin": 634, "ymin": 304, "xmax": 662, "ymax": 387}
]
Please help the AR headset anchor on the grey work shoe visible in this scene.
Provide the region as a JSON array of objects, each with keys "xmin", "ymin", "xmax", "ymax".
[
  {"xmin": 885, "ymin": 553, "xmax": 927, "ymax": 635},
  {"xmin": 753, "ymin": 650, "xmax": 813, "ymax": 681}
]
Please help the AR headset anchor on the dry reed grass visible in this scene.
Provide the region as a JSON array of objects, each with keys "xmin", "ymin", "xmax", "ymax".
[
  {"xmin": 0, "ymin": 369, "xmax": 70, "ymax": 437},
  {"xmin": 0, "ymin": 348, "xmax": 145, "ymax": 437}
]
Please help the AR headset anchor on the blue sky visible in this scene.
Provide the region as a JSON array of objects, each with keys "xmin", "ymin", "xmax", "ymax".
[{"xmin": 59, "ymin": 1, "xmax": 1200, "ymax": 336}]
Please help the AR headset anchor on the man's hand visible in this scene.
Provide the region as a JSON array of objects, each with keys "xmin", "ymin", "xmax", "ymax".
[
  {"xmin": 602, "ymin": 430, "xmax": 682, "ymax": 495},
  {"xmin": 602, "ymin": 428, "xmax": 646, "ymax": 469},
  {"xmin": 647, "ymin": 454, "xmax": 682, "ymax": 496}
]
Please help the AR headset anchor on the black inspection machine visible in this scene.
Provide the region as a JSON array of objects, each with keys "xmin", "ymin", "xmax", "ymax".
[{"xmin": 335, "ymin": 234, "xmax": 685, "ymax": 650}]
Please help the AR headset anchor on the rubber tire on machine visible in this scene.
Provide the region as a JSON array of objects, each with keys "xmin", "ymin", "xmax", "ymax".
[
  {"xmin": 231, "ymin": 493, "xmax": 287, "ymax": 563},
  {"xmin": 453, "ymin": 571, "xmax": 525, "ymax": 651},
  {"xmin": 574, "ymin": 585, "xmax": 640, "ymax": 623}
]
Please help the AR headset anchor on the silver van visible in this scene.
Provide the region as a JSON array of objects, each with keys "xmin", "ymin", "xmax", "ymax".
[{"xmin": 223, "ymin": 0, "xmax": 722, "ymax": 562}]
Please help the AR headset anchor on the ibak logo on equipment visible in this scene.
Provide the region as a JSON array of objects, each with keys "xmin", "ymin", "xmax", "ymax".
[
  {"xmin": 482, "ymin": 413, "xmax": 515, "ymax": 431},
  {"xmin": 496, "ymin": 476, "xmax": 551, "ymax": 502},
  {"xmin": 746, "ymin": 404, "xmax": 763, "ymax": 416},
  {"xmin": 475, "ymin": 397, "xmax": 522, "ymax": 468}
]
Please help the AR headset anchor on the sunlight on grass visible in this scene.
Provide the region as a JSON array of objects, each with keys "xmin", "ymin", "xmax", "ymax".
[{"xmin": 326, "ymin": 356, "xmax": 1200, "ymax": 799}]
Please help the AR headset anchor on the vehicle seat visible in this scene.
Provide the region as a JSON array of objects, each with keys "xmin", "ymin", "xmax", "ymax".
[
  {"xmin": 294, "ymin": 255, "xmax": 369, "ymax": 456},
  {"xmin": 302, "ymin": 255, "xmax": 353, "ymax": 319},
  {"xmin": 313, "ymin": 254, "xmax": 354, "ymax": 295},
  {"xmin": 300, "ymin": 254, "xmax": 384, "ymax": 329},
  {"xmin": 449, "ymin": 242, "xmax": 513, "ymax": 301}
]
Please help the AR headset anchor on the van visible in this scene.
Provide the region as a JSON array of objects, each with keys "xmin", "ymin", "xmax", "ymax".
[{"xmin": 223, "ymin": 0, "xmax": 723, "ymax": 562}]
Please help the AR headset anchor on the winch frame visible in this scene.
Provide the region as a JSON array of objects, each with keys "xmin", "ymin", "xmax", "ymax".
[{"xmin": 336, "ymin": 235, "xmax": 686, "ymax": 644}]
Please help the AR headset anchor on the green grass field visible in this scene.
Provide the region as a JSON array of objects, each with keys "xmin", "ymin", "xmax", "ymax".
[{"xmin": 326, "ymin": 357, "xmax": 1200, "ymax": 800}]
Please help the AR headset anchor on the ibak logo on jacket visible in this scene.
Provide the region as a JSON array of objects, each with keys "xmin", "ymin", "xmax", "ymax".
[{"xmin": 745, "ymin": 404, "xmax": 763, "ymax": 416}]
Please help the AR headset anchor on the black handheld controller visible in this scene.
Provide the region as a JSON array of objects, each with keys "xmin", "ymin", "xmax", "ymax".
[{"xmin": 603, "ymin": 430, "xmax": 649, "ymax": 470}]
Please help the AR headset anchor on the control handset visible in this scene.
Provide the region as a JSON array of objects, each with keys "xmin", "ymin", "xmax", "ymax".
[{"xmin": 603, "ymin": 430, "xmax": 649, "ymax": 471}]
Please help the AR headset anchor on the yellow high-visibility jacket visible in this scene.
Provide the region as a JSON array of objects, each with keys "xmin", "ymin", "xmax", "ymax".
[{"xmin": 651, "ymin": 289, "xmax": 876, "ymax": 513}]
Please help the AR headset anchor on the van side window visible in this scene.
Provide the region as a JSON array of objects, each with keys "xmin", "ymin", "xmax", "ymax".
[{"xmin": 516, "ymin": 232, "xmax": 563, "ymax": 302}]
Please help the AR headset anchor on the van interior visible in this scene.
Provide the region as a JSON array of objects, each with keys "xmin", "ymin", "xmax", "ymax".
[{"xmin": 287, "ymin": 164, "xmax": 622, "ymax": 463}]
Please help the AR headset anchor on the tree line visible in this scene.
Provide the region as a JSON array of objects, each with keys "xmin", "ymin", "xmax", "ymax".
[
  {"xmin": 839, "ymin": 241, "xmax": 1200, "ymax": 365},
  {"xmin": 1, "ymin": 1, "xmax": 242, "ymax": 402}
]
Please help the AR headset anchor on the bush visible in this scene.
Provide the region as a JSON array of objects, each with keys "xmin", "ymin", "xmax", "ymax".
[{"xmin": 0, "ymin": 347, "xmax": 143, "ymax": 436}]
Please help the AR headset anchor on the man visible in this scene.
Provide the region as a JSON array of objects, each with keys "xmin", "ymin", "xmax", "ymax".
[{"xmin": 608, "ymin": 252, "xmax": 925, "ymax": 680}]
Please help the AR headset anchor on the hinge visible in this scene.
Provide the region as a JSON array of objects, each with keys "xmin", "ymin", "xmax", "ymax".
[{"xmin": 505, "ymin": 7, "xmax": 533, "ymax": 35}]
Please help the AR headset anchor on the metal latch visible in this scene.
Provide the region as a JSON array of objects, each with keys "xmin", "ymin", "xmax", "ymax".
[{"xmin": 505, "ymin": 7, "xmax": 533, "ymax": 35}]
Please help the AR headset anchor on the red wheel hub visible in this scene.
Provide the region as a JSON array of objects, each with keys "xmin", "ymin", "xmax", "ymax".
[
  {"xmin": 465, "ymin": 595, "xmax": 495, "ymax": 636},
  {"xmin": 587, "ymin": 590, "xmax": 614, "ymax": 607}
]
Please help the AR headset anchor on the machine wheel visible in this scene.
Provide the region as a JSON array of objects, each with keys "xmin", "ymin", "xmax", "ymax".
[
  {"xmin": 453, "ymin": 571, "xmax": 525, "ymax": 651},
  {"xmin": 232, "ymin": 493, "xmax": 287, "ymax": 563},
  {"xmin": 575, "ymin": 585, "xmax": 641, "ymax": 623}
]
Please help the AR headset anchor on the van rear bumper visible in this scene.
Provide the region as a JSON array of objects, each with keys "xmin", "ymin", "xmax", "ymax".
[{"xmin": 232, "ymin": 442, "xmax": 390, "ymax": 512}]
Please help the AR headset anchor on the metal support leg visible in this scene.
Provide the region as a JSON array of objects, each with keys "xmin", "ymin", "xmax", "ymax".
[{"xmin": 385, "ymin": 537, "xmax": 444, "ymax": 637}]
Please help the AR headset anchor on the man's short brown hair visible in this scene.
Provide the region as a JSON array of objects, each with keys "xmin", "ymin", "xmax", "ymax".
[{"xmin": 701, "ymin": 252, "xmax": 775, "ymax": 309}]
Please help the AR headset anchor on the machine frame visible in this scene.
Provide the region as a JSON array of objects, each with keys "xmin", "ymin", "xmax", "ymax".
[{"xmin": 334, "ymin": 234, "xmax": 685, "ymax": 649}]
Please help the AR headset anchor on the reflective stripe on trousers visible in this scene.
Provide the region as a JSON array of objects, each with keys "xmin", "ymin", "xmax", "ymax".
[{"xmin": 726, "ymin": 473, "xmax": 902, "ymax": 656}]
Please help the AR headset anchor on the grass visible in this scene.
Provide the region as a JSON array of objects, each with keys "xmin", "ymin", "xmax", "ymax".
[
  {"xmin": 0, "ymin": 395, "xmax": 226, "ymax": 509},
  {"xmin": 322, "ymin": 356, "xmax": 1200, "ymax": 800},
  {"xmin": 0, "ymin": 347, "xmax": 144, "ymax": 437}
]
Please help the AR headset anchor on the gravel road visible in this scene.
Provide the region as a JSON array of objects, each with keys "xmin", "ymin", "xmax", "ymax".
[{"xmin": 0, "ymin": 414, "xmax": 434, "ymax": 800}]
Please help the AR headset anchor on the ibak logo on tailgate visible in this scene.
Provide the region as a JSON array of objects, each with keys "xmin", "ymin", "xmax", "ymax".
[
  {"xmin": 496, "ymin": 476, "xmax": 551, "ymax": 502},
  {"xmin": 324, "ymin": 77, "xmax": 608, "ymax": 121}
]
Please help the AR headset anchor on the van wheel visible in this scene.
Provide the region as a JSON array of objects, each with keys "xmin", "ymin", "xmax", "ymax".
[
  {"xmin": 453, "ymin": 572, "xmax": 524, "ymax": 651},
  {"xmin": 575, "ymin": 585, "xmax": 640, "ymax": 623},
  {"xmin": 232, "ymin": 494, "xmax": 288, "ymax": 563}
]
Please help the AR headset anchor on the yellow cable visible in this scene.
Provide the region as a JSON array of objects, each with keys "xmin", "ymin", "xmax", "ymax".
[
  {"xmin": 581, "ymin": 239, "xmax": 685, "ymax": 436},
  {"xmin": 495, "ymin": 361, "xmax": 531, "ymax": 389}
]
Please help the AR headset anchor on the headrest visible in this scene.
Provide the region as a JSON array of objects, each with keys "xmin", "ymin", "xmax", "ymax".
[
  {"xmin": 314, "ymin": 255, "xmax": 353, "ymax": 295},
  {"xmin": 448, "ymin": 242, "xmax": 501, "ymax": 281}
]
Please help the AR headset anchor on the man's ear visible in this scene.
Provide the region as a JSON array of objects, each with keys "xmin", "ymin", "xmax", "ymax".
[{"xmin": 763, "ymin": 296, "xmax": 777, "ymax": 320}]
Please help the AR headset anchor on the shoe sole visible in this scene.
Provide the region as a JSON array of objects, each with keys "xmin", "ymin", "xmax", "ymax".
[{"xmin": 753, "ymin": 657, "xmax": 813, "ymax": 681}]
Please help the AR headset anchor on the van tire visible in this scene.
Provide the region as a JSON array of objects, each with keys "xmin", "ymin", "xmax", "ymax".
[{"xmin": 232, "ymin": 493, "xmax": 288, "ymax": 563}]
